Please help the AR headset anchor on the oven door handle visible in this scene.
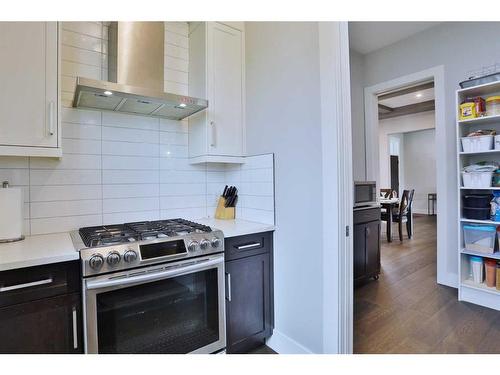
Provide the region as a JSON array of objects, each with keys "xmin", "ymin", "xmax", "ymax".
[{"xmin": 85, "ymin": 257, "xmax": 223, "ymax": 290}]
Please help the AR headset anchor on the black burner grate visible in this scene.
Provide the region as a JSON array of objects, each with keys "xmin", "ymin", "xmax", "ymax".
[{"xmin": 79, "ymin": 218, "xmax": 212, "ymax": 248}]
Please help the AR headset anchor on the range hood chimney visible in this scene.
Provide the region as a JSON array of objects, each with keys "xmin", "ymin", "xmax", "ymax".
[{"xmin": 73, "ymin": 22, "xmax": 207, "ymax": 121}]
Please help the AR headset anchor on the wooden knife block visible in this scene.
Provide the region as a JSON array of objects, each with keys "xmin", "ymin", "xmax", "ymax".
[{"xmin": 214, "ymin": 196, "xmax": 235, "ymax": 220}]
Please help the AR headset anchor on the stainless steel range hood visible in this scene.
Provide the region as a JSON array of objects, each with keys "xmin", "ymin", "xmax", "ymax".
[{"xmin": 73, "ymin": 22, "xmax": 207, "ymax": 121}]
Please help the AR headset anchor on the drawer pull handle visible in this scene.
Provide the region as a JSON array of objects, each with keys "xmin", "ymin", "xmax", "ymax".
[
  {"xmin": 236, "ymin": 242, "xmax": 261, "ymax": 250},
  {"xmin": 72, "ymin": 306, "xmax": 78, "ymax": 350},
  {"xmin": 0, "ymin": 278, "xmax": 53, "ymax": 292}
]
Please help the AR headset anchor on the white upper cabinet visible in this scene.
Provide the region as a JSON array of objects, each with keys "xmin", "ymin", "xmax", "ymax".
[
  {"xmin": 0, "ymin": 22, "xmax": 61, "ymax": 157},
  {"xmin": 189, "ymin": 22, "xmax": 245, "ymax": 163}
]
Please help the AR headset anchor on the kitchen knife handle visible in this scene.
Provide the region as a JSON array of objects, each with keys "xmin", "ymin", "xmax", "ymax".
[{"xmin": 210, "ymin": 121, "xmax": 216, "ymax": 148}]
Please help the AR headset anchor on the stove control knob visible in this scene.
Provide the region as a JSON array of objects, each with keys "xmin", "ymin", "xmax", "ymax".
[
  {"xmin": 123, "ymin": 250, "xmax": 138, "ymax": 263},
  {"xmin": 188, "ymin": 241, "xmax": 199, "ymax": 252},
  {"xmin": 211, "ymin": 237, "xmax": 222, "ymax": 248},
  {"xmin": 200, "ymin": 239, "xmax": 210, "ymax": 250},
  {"xmin": 89, "ymin": 254, "xmax": 104, "ymax": 270},
  {"xmin": 106, "ymin": 251, "xmax": 121, "ymax": 266}
]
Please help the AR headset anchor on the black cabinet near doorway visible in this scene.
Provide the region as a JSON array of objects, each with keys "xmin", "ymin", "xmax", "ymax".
[
  {"xmin": 0, "ymin": 260, "xmax": 83, "ymax": 353},
  {"xmin": 224, "ymin": 232, "xmax": 274, "ymax": 353},
  {"xmin": 354, "ymin": 207, "xmax": 381, "ymax": 285}
]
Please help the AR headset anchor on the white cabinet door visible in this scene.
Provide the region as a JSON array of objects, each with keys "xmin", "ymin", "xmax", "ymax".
[
  {"xmin": 0, "ymin": 22, "xmax": 58, "ymax": 149},
  {"xmin": 207, "ymin": 22, "xmax": 244, "ymax": 157}
]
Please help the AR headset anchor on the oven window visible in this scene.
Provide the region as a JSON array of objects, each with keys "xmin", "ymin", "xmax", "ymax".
[{"xmin": 96, "ymin": 268, "xmax": 219, "ymax": 354}]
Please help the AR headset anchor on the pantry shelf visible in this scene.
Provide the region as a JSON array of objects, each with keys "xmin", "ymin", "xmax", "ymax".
[
  {"xmin": 461, "ymin": 249, "xmax": 500, "ymax": 260},
  {"xmin": 459, "ymin": 149, "xmax": 500, "ymax": 155},
  {"xmin": 460, "ymin": 218, "xmax": 500, "ymax": 225},
  {"xmin": 460, "ymin": 187, "xmax": 500, "ymax": 190},
  {"xmin": 461, "ymin": 279, "xmax": 500, "ymax": 296},
  {"xmin": 458, "ymin": 114, "xmax": 500, "ymax": 125}
]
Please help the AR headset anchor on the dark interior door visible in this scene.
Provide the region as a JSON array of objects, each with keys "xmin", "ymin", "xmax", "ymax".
[{"xmin": 390, "ymin": 155, "xmax": 399, "ymax": 196}]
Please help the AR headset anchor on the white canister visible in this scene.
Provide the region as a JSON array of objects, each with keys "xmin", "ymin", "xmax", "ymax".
[
  {"xmin": 470, "ymin": 256, "xmax": 484, "ymax": 284},
  {"xmin": 0, "ymin": 181, "xmax": 24, "ymax": 242}
]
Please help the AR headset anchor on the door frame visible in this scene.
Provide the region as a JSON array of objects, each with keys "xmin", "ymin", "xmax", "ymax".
[
  {"xmin": 319, "ymin": 21, "xmax": 353, "ymax": 354},
  {"xmin": 363, "ymin": 65, "xmax": 455, "ymax": 288}
]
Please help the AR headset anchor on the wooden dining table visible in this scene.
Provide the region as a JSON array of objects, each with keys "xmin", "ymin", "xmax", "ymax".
[{"xmin": 380, "ymin": 197, "xmax": 400, "ymax": 243}]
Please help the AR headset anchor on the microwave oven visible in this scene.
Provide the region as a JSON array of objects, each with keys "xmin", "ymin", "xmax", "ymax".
[{"xmin": 354, "ymin": 181, "xmax": 377, "ymax": 208}]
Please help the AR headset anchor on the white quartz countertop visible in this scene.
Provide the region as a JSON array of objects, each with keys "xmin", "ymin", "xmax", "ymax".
[
  {"xmin": 0, "ymin": 232, "xmax": 78, "ymax": 272},
  {"xmin": 197, "ymin": 218, "xmax": 275, "ymax": 238}
]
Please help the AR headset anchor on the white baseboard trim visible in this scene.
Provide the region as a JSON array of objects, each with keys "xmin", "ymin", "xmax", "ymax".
[
  {"xmin": 438, "ymin": 271, "xmax": 458, "ymax": 289},
  {"xmin": 266, "ymin": 329, "xmax": 313, "ymax": 354}
]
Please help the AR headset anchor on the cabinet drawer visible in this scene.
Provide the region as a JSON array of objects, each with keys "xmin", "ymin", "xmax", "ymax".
[
  {"xmin": 0, "ymin": 261, "xmax": 80, "ymax": 308},
  {"xmin": 354, "ymin": 207, "xmax": 381, "ymax": 224},
  {"xmin": 225, "ymin": 232, "xmax": 273, "ymax": 261}
]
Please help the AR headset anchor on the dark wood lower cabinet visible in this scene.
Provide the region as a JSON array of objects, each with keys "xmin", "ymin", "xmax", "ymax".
[
  {"xmin": 0, "ymin": 260, "xmax": 83, "ymax": 353},
  {"xmin": 353, "ymin": 207, "xmax": 381, "ymax": 286},
  {"xmin": 225, "ymin": 232, "xmax": 274, "ymax": 354}
]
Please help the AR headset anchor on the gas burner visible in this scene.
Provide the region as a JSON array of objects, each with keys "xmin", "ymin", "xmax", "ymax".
[{"xmin": 78, "ymin": 219, "xmax": 212, "ymax": 248}]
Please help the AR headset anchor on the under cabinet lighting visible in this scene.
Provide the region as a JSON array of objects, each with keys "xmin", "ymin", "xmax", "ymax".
[
  {"xmin": 103, "ymin": 91, "xmax": 113, "ymax": 96},
  {"xmin": 415, "ymin": 93, "xmax": 423, "ymax": 98},
  {"xmin": 178, "ymin": 103, "xmax": 187, "ymax": 108}
]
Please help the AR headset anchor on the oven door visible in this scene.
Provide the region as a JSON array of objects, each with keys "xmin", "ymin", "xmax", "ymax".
[{"xmin": 83, "ymin": 254, "xmax": 225, "ymax": 354}]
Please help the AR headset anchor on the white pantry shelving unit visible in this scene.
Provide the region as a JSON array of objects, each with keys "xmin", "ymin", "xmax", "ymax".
[{"xmin": 457, "ymin": 80, "xmax": 500, "ymax": 310}]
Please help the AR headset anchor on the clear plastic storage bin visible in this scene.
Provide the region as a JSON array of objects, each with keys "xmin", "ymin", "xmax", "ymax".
[
  {"xmin": 462, "ymin": 171, "xmax": 493, "ymax": 188},
  {"xmin": 461, "ymin": 135, "xmax": 493, "ymax": 153},
  {"xmin": 463, "ymin": 225, "xmax": 497, "ymax": 254}
]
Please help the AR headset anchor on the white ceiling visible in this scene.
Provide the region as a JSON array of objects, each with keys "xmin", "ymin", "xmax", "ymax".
[
  {"xmin": 379, "ymin": 87, "xmax": 435, "ymax": 108},
  {"xmin": 349, "ymin": 22, "xmax": 440, "ymax": 55}
]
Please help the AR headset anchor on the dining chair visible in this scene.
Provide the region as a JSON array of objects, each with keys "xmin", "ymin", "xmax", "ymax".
[
  {"xmin": 381, "ymin": 189, "xmax": 415, "ymax": 241},
  {"xmin": 380, "ymin": 188, "xmax": 393, "ymax": 198}
]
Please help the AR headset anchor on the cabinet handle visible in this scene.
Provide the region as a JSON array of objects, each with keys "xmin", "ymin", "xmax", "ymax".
[
  {"xmin": 210, "ymin": 121, "xmax": 216, "ymax": 148},
  {"xmin": 48, "ymin": 101, "xmax": 55, "ymax": 136},
  {"xmin": 0, "ymin": 277, "xmax": 53, "ymax": 292},
  {"xmin": 72, "ymin": 306, "xmax": 78, "ymax": 350},
  {"xmin": 226, "ymin": 272, "xmax": 232, "ymax": 302},
  {"xmin": 236, "ymin": 242, "xmax": 261, "ymax": 250}
]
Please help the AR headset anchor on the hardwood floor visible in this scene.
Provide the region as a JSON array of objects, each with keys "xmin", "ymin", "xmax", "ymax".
[{"xmin": 354, "ymin": 215, "xmax": 500, "ymax": 354}]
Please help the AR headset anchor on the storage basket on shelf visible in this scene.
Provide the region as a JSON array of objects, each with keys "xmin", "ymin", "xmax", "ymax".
[
  {"xmin": 461, "ymin": 135, "xmax": 493, "ymax": 153},
  {"xmin": 463, "ymin": 225, "xmax": 497, "ymax": 254},
  {"xmin": 462, "ymin": 194, "xmax": 493, "ymax": 220},
  {"xmin": 462, "ymin": 171, "xmax": 494, "ymax": 188}
]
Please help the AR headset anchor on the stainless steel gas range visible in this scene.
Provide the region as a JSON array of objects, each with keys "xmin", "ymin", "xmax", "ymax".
[{"xmin": 71, "ymin": 218, "xmax": 226, "ymax": 354}]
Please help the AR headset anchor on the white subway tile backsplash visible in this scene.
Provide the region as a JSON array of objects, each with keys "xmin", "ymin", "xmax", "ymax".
[
  {"xmin": 159, "ymin": 119, "xmax": 188, "ymax": 133},
  {"xmin": 31, "ymin": 200, "xmax": 102, "ymax": 219},
  {"xmin": 0, "ymin": 157, "xmax": 29, "ymax": 169},
  {"xmin": 30, "ymin": 154, "xmax": 101, "ymax": 170},
  {"xmin": 102, "ymin": 170, "xmax": 160, "ymax": 185},
  {"xmin": 102, "ymin": 141, "xmax": 159, "ymax": 157},
  {"xmin": 0, "ymin": 169, "xmax": 29, "ymax": 185},
  {"xmin": 61, "ymin": 29, "xmax": 103, "ymax": 53},
  {"xmin": 101, "ymin": 112, "xmax": 159, "ymax": 130},
  {"xmin": 102, "ymin": 184, "xmax": 159, "ymax": 199},
  {"xmin": 62, "ymin": 139, "xmax": 102, "ymax": 155},
  {"xmin": 30, "ymin": 170, "xmax": 101, "ymax": 186},
  {"xmin": 30, "ymin": 185, "xmax": 102, "ymax": 202},
  {"xmin": 103, "ymin": 210, "xmax": 160, "ymax": 225},
  {"xmin": 62, "ymin": 108, "xmax": 101, "ymax": 125},
  {"xmin": 160, "ymin": 195, "xmax": 205, "ymax": 210},
  {"xmin": 31, "ymin": 215, "xmax": 103, "ymax": 235},
  {"xmin": 0, "ymin": 23, "xmax": 275, "ymax": 236},
  {"xmin": 63, "ymin": 123, "xmax": 101, "ymax": 140},
  {"xmin": 102, "ymin": 155, "xmax": 159, "ymax": 170},
  {"xmin": 103, "ymin": 197, "xmax": 159, "ymax": 214},
  {"xmin": 102, "ymin": 126, "xmax": 158, "ymax": 144}
]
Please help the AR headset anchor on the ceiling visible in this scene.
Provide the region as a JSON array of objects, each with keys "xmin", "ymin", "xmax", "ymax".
[
  {"xmin": 379, "ymin": 87, "xmax": 435, "ymax": 108},
  {"xmin": 349, "ymin": 22, "xmax": 440, "ymax": 55}
]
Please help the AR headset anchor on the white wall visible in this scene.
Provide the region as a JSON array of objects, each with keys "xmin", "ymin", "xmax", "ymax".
[
  {"xmin": 245, "ymin": 22, "xmax": 324, "ymax": 353},
  {"xmin": 378, "ymin": 111, "xmax": 435, "ymax": 192},
  {"xmin": 403, "ymin": 129, "xmax": 436, "ymax": 214},
  {"xmin": 0, "ymin": 22, "xmax": 274, "ymax": 235},
  {"xmin": 350, "ymin": 49, "xmax": 366, "ymax": 180},
  {"xmin": 359, "ymin": 22, "xmax": 500, "ymax": 285}
]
